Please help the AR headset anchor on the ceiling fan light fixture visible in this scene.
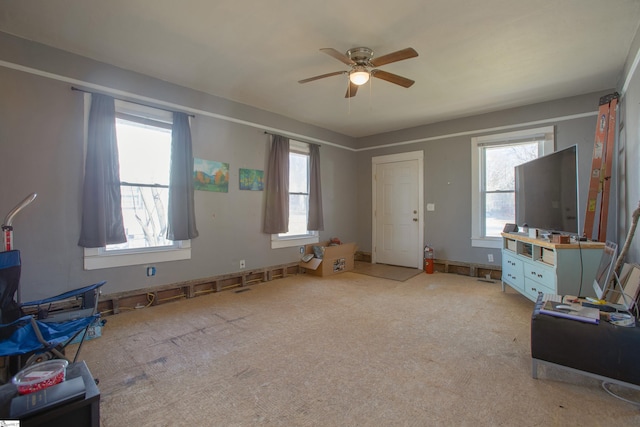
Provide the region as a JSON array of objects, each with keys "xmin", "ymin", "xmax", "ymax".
[{"xmin": 349, "ymin": 68, "xmax": 370, "ymax": 86}]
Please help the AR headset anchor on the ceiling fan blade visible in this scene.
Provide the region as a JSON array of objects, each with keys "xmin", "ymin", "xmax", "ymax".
[
  {"xmin": 345, "ymin": 81, "xmax": 359, "ymax": 98},
  {"xmin": 370, "ymin": 47, "xmax": 418, "ymax": 67},
  {"xmin": 320, "ymin": 48, "xmax": 356, "ymax": 66},
  {"xmin": 372, "ymin": 70, "xmax": 415, "ymax": 88},
  {"xmin": 298, "ymin": 71, "xmax": 345, "ymax": 84}
]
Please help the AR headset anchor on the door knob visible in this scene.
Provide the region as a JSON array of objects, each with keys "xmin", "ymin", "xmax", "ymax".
[{"xmin": 413, "ymin": 218, "xmax": 418, "ymax": 222}]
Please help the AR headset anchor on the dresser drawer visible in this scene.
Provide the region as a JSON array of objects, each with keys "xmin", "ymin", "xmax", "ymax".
[
  {"xmin": 524, "ymin": 277, "xmax": 555, "ymax": 301},
  {"xmin": 502, "ymin": 252, "xmax": 524, "ymax": 291},
  {"xmin": 524, "ymin": 262, "xmax": 555, "ymax": 289}
]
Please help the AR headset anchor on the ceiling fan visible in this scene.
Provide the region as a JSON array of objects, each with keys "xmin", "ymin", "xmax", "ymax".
[{"xmin": 298, "ymin": 47, "xmax": 418, "ymax": 98}]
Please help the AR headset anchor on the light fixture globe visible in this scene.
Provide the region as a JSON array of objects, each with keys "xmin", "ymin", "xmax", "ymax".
[{"xmin": 349, "ymin": 67, "xmax": 370, "ymax": 85}]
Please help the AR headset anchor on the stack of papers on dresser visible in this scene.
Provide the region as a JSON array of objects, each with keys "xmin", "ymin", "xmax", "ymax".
[{"xmin": 539, "ymin": 300, "xmax": 600, "ymax": 324}]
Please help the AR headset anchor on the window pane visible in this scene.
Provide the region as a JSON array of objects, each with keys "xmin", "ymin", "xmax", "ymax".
[
  {"xmin": 107, "ymin": 116, "xmax": 172, "ymax": 251},
  {"xmin": 281, "ymin": 194, "xmax": 308, "ymax": 236},
  {"xmin": 483, "ymin": 143, "xmax": 537, "ymax": 237},
  {"xmin": 289, "ymin": 152, "xmax": 308, "ymax": 194},
  {"xmin": 485, "ymin": 192, "xmax": 515, "ymax": 237},
  {"xmin": 108, "ymin": 186, "xmax": 171, "ymax": 250},
  {"xmin": 277, "ymin": 146, "xmax": 312, "ymax": 239},
  {"xmin": 485, "ymin": 143, "xmax": 538, "ymax": 191},
  {"xmin": 116, "ymin": 118, "xmax": 171, "ymax": 185}
]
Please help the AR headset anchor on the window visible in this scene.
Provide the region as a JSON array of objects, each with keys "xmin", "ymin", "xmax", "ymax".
[
  {"xmin": 84, "ymin": 99, "xmax": 190, "ymax": 269},
  {"xmin": 271, "ymin": 140, "xmax": 319, "ymax": 248},
  {"xmin": 110, "ymin": 106, "xmax": 172, "ymax": 250},
  {"xmin": 471, "ymin": 126, "xmax": 554, "ymax": 248}
]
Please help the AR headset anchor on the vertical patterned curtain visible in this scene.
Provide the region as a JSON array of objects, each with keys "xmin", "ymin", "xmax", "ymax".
[
  {"xmin": 307, "ymin": 144, "xmax": 324, "ymax": 231},
  {"xmin": 167, "ymin": 112, "xmax": 199, "ymax": 240},
  {"xmin": 263, "ymin": 135, "xmax": 290, "ymax": 234},
  {"xmin": 78, "ymin": 94, "xmax": 126, "ymax": 248}
]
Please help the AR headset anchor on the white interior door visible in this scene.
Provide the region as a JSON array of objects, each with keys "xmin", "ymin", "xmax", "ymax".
[{"xmin": 372, "ymin": 152, "xmax": 424, "ymax": 268}]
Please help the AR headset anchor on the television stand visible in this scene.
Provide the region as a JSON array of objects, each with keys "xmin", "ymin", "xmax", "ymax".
[{"xmin": 501, "ymin": 232, "xmax": 604, "ymax": 301}]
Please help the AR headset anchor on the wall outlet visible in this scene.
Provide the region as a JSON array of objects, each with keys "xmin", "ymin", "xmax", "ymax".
[
  {"xmin": 146, "ymin": 266, "xmax": 156, "ymax": 276},
  {"xmin": 487, "ymin": 254, "xmax": 494, "ymax": 263},
  {"xmin": 239, "ymin": 259, "xmax": 246, "ymax": 269},
  {"xmin": 299, "ymin": 246, "xmax": 305, "ymax": 254}
]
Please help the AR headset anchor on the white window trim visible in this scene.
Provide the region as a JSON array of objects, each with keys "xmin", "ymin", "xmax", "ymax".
[
  {"xmin": 271, "ymin": 233, "xmax": 319, "ymax": 249},
  {"xmin": 84, "ymin": 241, "xmax": 191, "ymax": 270},
  {"xmin": 471, "ymin": 126, "xmax": 554, "ymax": 248},
  {"xmin": 82, "ymin": 95, "xmax": 191, "ymax": 269},
  {"xmin": 270, "ymin": 140, "xmax": 320, "ymax": 249}
]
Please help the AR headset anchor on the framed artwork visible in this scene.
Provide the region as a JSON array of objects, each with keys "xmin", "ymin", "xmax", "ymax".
[
  {"xmin": 239, "ymin": 168, "xmax": 264, "ymax": 191},
  {"xmin": 193, "ymin": 158, "xmax": 229, "ymax": 192}
]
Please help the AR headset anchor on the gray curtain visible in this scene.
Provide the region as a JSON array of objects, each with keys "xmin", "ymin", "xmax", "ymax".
[
  {"xmin": 167, "ymin": 112, "xmax": 199, "ymax": 240},
  {"xmin": 78, "ymin": 94, "xmax": 127, "ymax": 248},
  {"xmin": 307, "ymin": 144, "xmax": 324, "ymax": 231},
  {"xmin": 263, "ymin": 135, "xmax": 290, "ymax": 234}
]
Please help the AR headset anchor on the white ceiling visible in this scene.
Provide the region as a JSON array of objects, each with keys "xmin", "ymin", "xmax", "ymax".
[{"xmin": 1, "ymin": 0, "xmax": 639, "ymax": 138}]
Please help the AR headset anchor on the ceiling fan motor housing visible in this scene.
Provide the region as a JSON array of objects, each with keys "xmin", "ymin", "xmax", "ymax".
[{"xmin": 347, "ymin": 47, "xmax": 374, "ymax": 65}]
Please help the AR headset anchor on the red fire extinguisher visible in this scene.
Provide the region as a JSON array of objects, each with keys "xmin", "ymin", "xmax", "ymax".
[{"xmin": 424, "ymin": 245, "xmax": 434, "ymax": 274}]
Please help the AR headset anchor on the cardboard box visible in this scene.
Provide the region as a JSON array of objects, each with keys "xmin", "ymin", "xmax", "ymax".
[
  {"xmin": 299, "ymin": 242, "xmax": 356, "ymax": 276},
  {"xmin": 550, "ymin": 234, "xmax": 570, "ymax": 244}
]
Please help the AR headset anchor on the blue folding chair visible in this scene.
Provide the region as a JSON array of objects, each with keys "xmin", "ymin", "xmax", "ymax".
[
  {"xmin": 0, "ymin": 251, "xmax": 21, "ymax": 330},
  {"xmin": 0, "ymin": 250, "xmax": 105, "ymax": 373}
]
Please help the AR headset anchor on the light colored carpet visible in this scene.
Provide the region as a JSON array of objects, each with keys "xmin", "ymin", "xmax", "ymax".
[
  {"xmin": 74, "ymin": 271, "xmax": 640, "ymax": 426},
  {"xmin": 353, "ymin": 261, "xmax": 424, "ymax": 281}
]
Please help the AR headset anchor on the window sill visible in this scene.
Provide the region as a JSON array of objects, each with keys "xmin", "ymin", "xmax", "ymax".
[
  {"xmin": 84, "ymin": 241, "xmax": 191, "ymax": 270},
  {"xmin": 471, "ymin": 237, "xmax": 502, "ymax": 249},
  {"xmin": 271, "ymin": 235, "xmax": 319, "ymax": 249}
]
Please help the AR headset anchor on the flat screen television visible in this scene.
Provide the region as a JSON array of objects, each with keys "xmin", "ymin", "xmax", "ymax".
[{"xmin": 515, "ymin": 145, "xmax": 579, "ymax": 235}]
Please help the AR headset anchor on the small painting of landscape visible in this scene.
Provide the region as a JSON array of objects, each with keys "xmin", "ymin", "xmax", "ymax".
[
  {"xmin": 239, "ymin": 168, "xmax": 264, "ymax": 191},
  {"xmin": 194, "ymin": 158, "xmax": 229, "ymax": 192}
]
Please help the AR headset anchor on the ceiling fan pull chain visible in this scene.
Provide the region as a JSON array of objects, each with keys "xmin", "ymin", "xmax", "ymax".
[{"xmin": 369, "ymin": 78, "xmax": 373, "ymax": 110}]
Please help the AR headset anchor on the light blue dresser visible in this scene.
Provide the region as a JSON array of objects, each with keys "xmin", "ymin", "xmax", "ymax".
[{"xmin": 501, "ymin": 232, "xmax": 604, "ymax": 301}]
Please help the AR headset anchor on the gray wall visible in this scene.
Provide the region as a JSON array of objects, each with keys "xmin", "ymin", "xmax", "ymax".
[
  {"xmin": 354, "ymin": 91, "xmax": 612, "ymax": 266},
  {"xmin": 1, "ymin": 29, "xmax": 639, "ymax": 302},
  {"xmin": 0, "ymin": 34, "xmax": 359, "ymax": 301}
]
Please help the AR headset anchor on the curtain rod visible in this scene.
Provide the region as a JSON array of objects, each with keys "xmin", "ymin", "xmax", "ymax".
[
  {"xmin": 263, "ymin": 131, "xmax": 320, "ymax": 147},
  {"xmin": 71, "ymin": 86, "xmax": 195, "ymax": 118}
]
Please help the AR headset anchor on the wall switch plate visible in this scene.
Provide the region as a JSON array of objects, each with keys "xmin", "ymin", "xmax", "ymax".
[
  {"xmin": 427, "ymin": 203, "xmax": 435, "ymax": 211},
  {"xmin": 239, "ymin": 259, "xmax": 246, "ymax": 269}
]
